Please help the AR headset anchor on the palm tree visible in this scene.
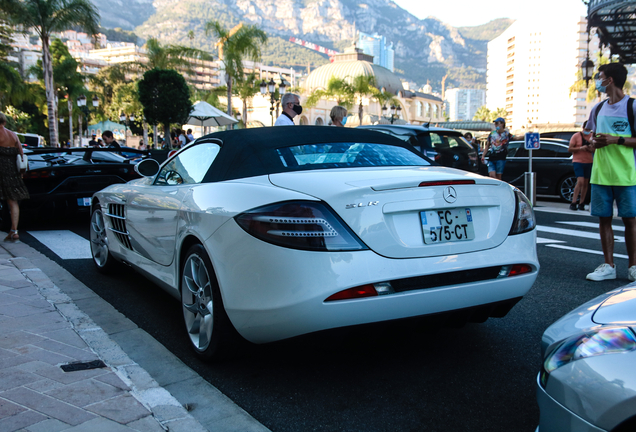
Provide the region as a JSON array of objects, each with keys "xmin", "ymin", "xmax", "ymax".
[
  {"xmin": 205, "ymin": 21, "xmax": 267, "ymax": 118},
  {"xmin": 144, "ymin": 37, "xmax": 212, "ymax": 71},
  {"xmin": 350, "ymin": 75, "xmax": 379, "ymax": 125},
  {"xmin": 234, "ymin": 73, "xmax": 260, "ymax": 126},
  {"xmin": 305, "ymin": 76, "xmax": 354, "ymax": 109},
  {"xmin": 0, "ymin": 0, "xmax": 99, "ymax": 147},
  {"xmin": 473, "ymin": 105, "xmax": 491, "ymax": 122}
]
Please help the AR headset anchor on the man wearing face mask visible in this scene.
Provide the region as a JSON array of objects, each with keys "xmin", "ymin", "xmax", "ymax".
[
  {"xmin": 568, "ymin": 120, "xmax": 594, "ymax": 211},
  {"xmin": 274, "ymin": 93, "xmax": 302, "ymax": 126},
  {"xmin": 584, "ymin": 63, "xmax": 636, "ymax": 282}
]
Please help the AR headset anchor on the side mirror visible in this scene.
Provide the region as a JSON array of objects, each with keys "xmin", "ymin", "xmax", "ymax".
[{"xmin": 135, "ymin": 159, "xmax": 160, "ymax": 177}]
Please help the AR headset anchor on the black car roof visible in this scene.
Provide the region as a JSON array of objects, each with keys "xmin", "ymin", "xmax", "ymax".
[{"xmin": 199, "ymin": 126, "xmax": 424, "ymax": 182}]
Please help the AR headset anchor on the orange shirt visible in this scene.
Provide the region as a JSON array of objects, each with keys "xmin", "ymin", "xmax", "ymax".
[{"xmin": 569, "ymin": 132, "xmax": 594, "ymax": 164}]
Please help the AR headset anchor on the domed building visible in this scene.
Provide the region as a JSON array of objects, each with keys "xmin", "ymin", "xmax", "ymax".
[{"xmin": 300, "ymin": 44, "xmax": 445, "ymax": 126}]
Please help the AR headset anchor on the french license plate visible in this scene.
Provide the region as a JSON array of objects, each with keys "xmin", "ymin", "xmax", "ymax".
[
  {"xmin": 77, "ymin": 197, "xmax": 91, "ymax": 207},
  {"xmin": 421, "ymin": 208, "xmax": 475, "ymax": 244}
]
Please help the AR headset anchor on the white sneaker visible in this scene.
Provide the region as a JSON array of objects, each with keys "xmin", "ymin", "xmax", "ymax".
[
  {"xmin": 586, "ymin": 263, "xmax": 617, "ymax": 281},
  {"xmin": 628, "ymin": 266, "xmax": 636, "ymax": 282}
]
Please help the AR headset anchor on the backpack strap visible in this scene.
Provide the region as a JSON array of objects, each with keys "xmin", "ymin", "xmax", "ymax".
[
  {"xmin": 592, "ymin": 99, "xmax": 608, "ymax": 132},
  {"xmin": 628, "ymin": 97, "xmax": 635, "ymax": 137}
]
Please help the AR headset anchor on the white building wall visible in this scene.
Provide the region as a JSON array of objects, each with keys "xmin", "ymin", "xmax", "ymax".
[
  {"xmin": 487, "ymin": 15, "xmax": 599, "ymax": 131},
  {"xmin": 446, "ymin": 88, "xmax": 486, "ymax": 121}
]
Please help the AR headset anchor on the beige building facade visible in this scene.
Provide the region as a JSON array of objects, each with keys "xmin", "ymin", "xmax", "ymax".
[{"xmin": 487, "ymin": 15, "xmax": 601, "ymax": 132}]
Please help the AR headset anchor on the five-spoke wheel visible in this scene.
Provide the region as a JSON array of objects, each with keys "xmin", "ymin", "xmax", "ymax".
[{"xmin": 90, "ymin": 203, "xmax": 116, "ymax": 272}]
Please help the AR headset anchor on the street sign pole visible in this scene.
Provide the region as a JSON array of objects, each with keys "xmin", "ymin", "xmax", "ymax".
[{"xmin": 524, "ymin": 132, "xmax": 540, "ymax": 206}]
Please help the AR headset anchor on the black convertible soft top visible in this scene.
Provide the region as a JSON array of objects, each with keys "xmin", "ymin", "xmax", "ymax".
[{"xmin": 200, "ymin": 126, "xmax": 429, "ymax": 182}]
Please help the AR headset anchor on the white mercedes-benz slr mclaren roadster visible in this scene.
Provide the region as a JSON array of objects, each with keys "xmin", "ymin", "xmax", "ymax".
[{"xmin": 90, "ymin": 126, "xmax": 539, "ymax": 359}]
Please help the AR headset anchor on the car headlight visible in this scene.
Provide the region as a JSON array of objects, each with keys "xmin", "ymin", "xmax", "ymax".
[
  {"xmin": 541, "ymin": 327, "xmax": 636, "ymax": 386},
  {"xmin": 235, "ymin": 200, "xmax": 369, "ymax": 252},
  {"xmin": 509, "ymin": 188, "xmax": 535, "ymax": 235}
]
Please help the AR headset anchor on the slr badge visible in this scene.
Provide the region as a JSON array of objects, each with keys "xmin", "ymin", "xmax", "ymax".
[
  {"xmin": 443, "ymin": 186, "xmax": 457, "ymax": 203},
  {"xmin": 346, "ymin": 201, "xmax": 379, "ymax": 209}
]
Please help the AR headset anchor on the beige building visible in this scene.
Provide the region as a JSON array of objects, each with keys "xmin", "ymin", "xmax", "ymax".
[
  {"xmin": 295, "ymin": 44, "xmax": 444, "ymax": 126},
  {"xmin": 487, "ymin": 15, "xmax": 601, "ymax": 132}
]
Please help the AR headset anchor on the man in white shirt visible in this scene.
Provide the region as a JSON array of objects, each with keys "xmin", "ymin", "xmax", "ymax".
[{"xmin": 274, "ymin": 93, "xmax": 302, "ymax": 126}]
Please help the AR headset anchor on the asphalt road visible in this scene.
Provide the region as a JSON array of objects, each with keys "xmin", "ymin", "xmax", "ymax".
[{"xmin": 16, "ymin": 200, "xmax": 630, "ymax": 432}]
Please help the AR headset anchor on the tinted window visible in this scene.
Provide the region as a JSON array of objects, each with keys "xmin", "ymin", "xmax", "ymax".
[
  {"xmin": 276, "ymin": 142, "xmax": 429, "ymax": 171},
  {"xmin": 418, "ymin": 133, "xmax": 473, "ymax": 150},
  {"xmin": 156, "ymin": 143, "xmax": 220, "ymax": 185}
]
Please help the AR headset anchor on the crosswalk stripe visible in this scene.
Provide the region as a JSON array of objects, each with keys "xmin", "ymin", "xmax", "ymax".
[
  {"xmin": 545, "ymin": 244, "xmax": 628, "ymax": 259},
  {"xmin": 537, "ymin": 237, "xmax": 565, "ymax": 244},
  {"xmin": 533, "ymin": 207, "xmax": 592, "ymax": 216},
  {"xmin": 537, "ymin": 225, "xmax": 625, "ymax": 242},
  {"xmin": 557, "ymin": 221, "xmax": 625, "ymax": 232},
  {"xmin": 27, "ymin": 230, "xmax": 92, "ymax": 260}
]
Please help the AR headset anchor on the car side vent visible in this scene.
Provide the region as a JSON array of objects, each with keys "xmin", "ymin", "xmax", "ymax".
[{"xmin": 106, "ymin": 204, "xmax": 133, "ymax": 250}]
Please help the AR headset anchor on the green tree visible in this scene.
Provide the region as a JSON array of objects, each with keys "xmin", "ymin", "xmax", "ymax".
[
  {"xmin": 473, "ymin": 105, "xmax": 491, "ymax": 121},
  {"xmin": 305, "ymin": 76, "xmax": 354, "ymax": 109},
  {"xmin": 138, "ymin": 68, "xmax": 191, "ymax": 142},
  {"xmin": 144, "ymin": 37, "xmax": 212, "ymax": 71},
  {"xmin": 205, "ymin": 21, "xmax": 267, "ymax": 118},
  {"xmin": 0, "ymin": 0, "xmax": 99, "ymax": 147},
  {"xmin": 0, "ymin": 17, "xmax": 14, "ymax": 61},
  {"xmin": 490, "ymin": 107, "xmax": 508, "ymax": 122},
  {"xmin": 350, "ymin": 75, "xmax": 379, "ymax": 126},
  {"xmin": 234, "ymin": 73, "xmax": 260, "ymax": 126}
]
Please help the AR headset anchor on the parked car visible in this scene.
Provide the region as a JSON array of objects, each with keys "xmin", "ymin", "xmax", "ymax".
[
  {"xmin": 503, "ymin": 139, "xmax": 576, "ymax": 202},
  {"xmin": 0, "ymin": 147, "xmax": 144, "ymax": 230},
  {"xmin": 540, "ymin": 131, "xmax": 578, "ymax": 141},
  {"xmin": 90, "ymin": 126, "xmax": 539, "ymax": 360},
  {"xmin": 358, "ymin": 124, "xmax": 484, "ymax": 174},
  {"xmin": 537, "ymin": 283, "xmax": 636, "ymax": 432}
]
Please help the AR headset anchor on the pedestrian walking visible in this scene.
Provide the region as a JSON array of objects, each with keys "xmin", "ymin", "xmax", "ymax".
[
  {"xmin": 274, "ymin": 93, "xmax": 302, "ymax": 126},
  {"xmin": 568, "ymin": 121, "xmax": 594, "ymax": 211},
  {"xmin": 329, "ymin": 106, "xmax": 348, "ymax": 127},
  {"xmin": 482, "ymin": 117, "xmax": 510, "ymax": 180},
  {"xmin": 0, "ymin": 112, "xmax": 29, "ymax": 241},
  {"xmin": 89, "ymin": 134, "xmax": 99, "ymax": 147},
  {"xmin": 102, "ymin": 130, "xmax": 120, "ymax": 149},
  {"xmin": 584, "ymin": 63, "xmax": 636, "ymax": 281}
]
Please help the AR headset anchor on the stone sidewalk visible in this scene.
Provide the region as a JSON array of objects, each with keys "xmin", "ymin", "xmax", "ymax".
[{"xmin": 0, "ymin": 241, "xmax": 207, "ymax": 431}]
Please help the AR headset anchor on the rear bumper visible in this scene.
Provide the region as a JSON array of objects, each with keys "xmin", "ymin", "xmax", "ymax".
[{"xmin": 209, "ymin": 220, "xmax": 539, "ymax": 343}]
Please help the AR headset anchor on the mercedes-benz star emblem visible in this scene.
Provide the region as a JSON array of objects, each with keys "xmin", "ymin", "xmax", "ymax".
[{"xmin": 443, "ymin": 186, "xmax": 457, "ymax": 203}]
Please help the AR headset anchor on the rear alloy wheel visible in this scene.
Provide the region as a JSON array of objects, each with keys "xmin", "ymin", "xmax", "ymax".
[
  {"xmin": 90, "ymin": 203, "xmax": 117, "ymax": 273},
  {"xmin": 558, "ymin": 175, "xmax": 577, "ymax": 203},
  {"xmin": 181, "ymin": 244, "xmax": 239, "ymax": 360}
]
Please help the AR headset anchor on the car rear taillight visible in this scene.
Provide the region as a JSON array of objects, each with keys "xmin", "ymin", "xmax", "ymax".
[
  {"xmin": 498, "ymin": 264, "xmax": 533, "ymax": 277},
  {"xmin": 23, "ymin": 169, "xmax": 52, "ymax": 179},
  {"xmin": 325, "ymin": 285, "xmax": 377, "ymax": 302},
  {"xmin": 235, "ymin": 200, "xmax": 368, "ymax": 252}
]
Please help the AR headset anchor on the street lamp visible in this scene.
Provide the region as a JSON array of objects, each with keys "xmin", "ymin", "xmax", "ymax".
[
  {"xmin": 260, "ymin": 75, "xmax": 288, "ymax": 126},
  {"xmin": 77, "ymin": 95, "xmax": 99, "ymax": 141},
  {"xmin": 119, "ymin": 112, "xmax": 135, "ymax": 147},
  {"xmin": 580, "ymin": 26, "xmax": 595, "ymax": 88},
  {"xmin": 382, "ymin": 104, "xmax": 402, "ymax": 124}
]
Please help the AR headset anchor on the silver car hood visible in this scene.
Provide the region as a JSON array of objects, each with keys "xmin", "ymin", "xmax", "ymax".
[{"xmin": 593, "ymin": 284, "xmax": 636, "ymax": 325}]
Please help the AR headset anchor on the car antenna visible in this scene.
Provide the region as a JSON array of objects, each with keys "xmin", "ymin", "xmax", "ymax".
[{"xmin": 424, "ymin": 122, "xmax": 430, "ymax": 128}]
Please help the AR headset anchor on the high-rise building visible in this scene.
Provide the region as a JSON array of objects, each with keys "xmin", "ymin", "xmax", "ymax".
[
  {"xmin": 445, "ymin": 88, "xmax": 486, "ymax": 121},
  {"xmin": 487, "ymin": 15, "xmax": 600, "ymax": 131},
  {"xmin": 358, "ymin": 32, "xmax": 394, "ymax": 72}
]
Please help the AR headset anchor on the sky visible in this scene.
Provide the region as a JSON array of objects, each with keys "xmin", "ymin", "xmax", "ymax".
[{"xmin": 392, "ymin": 0, "xmax": 588, "ymax": 28}]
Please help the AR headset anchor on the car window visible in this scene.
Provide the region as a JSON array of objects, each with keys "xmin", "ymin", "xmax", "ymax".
[
  {"xmin": 419, "ymin": 133, "xmax": 473, "ymax": 150},
  {"xmin": 507, "ymin": 142, "xmax": 522, "ymax": 157},
  {"xmin": 275, "ymin": 142, "xmax": 429, "ymax": 170},
  {"xmin": 155, "ymin": 143, "xmax": 221, "ymax": 185},
  {"xmin": 530, "ymin": 144, "xmax": 560, "ymax": 158}
]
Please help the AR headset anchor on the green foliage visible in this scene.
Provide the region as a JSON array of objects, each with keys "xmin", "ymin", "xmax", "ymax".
[
  {"xmin": 138, "ymin": 68, "xmax": 191, "ymax": 134},
  {"xmin": 98, "ymin": 27, "xmax": 139, "ymax": 44},
  {"xmin": 457, "ymin": 19, "xmax": 515, "ymax": 41},
  {"xmin": 305, "ymin": 76, "xmax": 354, "ymax": 109},
  {"xmin": 4, "ymin": 105, "xmax": 33, "ymax": 132},
  {"xmin": 260, "ymin": 37, "xmax": 330, "ymax": 69},
  {"xmin": 473, "ymin": 105, "xmax": 490, "ymax": 121},
  {"xmin": 0, "ymin": 17, "xmax": 14, "ymax": 61}
]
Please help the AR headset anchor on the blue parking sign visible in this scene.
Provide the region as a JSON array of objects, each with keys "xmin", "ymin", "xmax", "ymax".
[{"xmin": 525, "ymin": 132, "xmax": 540, "ymax": 150}]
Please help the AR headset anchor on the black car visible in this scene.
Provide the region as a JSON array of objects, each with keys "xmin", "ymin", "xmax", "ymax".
[
  {"xmin": 502, "ymin": 139, "xmax": 576, "ymax": 202},
  {"xmin": 0, "ymin": 147, "xmax": 144, "ymax": 229},
  {"xmin": 358, "ymin": 124, "xmax": 483, "ymax": 174}
]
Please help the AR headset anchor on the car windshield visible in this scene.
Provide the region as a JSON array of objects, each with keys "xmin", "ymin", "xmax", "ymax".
[
  {"xmin": 275, "ymin": 142, "xmax": 430, "ymax": 171},
  {"xmin": 418, "ymin": 132, "xmax": 474, "ymax": 150}
]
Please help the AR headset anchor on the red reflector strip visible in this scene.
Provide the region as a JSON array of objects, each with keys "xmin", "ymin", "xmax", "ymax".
[
  {"xmin": 508, "ymin": 264, "xmax": 532, "ymax": 276},
  {"xmin": 419, "ymin": 180, "xmax": 476, "ymax": 187},
  {"xmin": 325, "ymin": 285, "xmax": 377, "ymax": 302}
]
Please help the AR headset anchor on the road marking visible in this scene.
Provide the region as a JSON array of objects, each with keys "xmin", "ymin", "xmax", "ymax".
[
  {"xmin": 534, "ymin": 207, "xmax": 592, "ymax": 216},
  {"xmin": 537, "ymin": 238, "xmax": 565, "ymax": 244},
  {"xmin": 27, "ymin": 230, "xmax": 92, "ymax": 260},
  {"xmin": 557, "ymin": 221, "xmax": 624, "ymax": 232},
  {"xmin": 537, "ymin": 225, "xmax": 624, "ymax": 242},
  {"xmin": 545, "ymin": 244, "xmax": 628, "ymax": 259}
]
